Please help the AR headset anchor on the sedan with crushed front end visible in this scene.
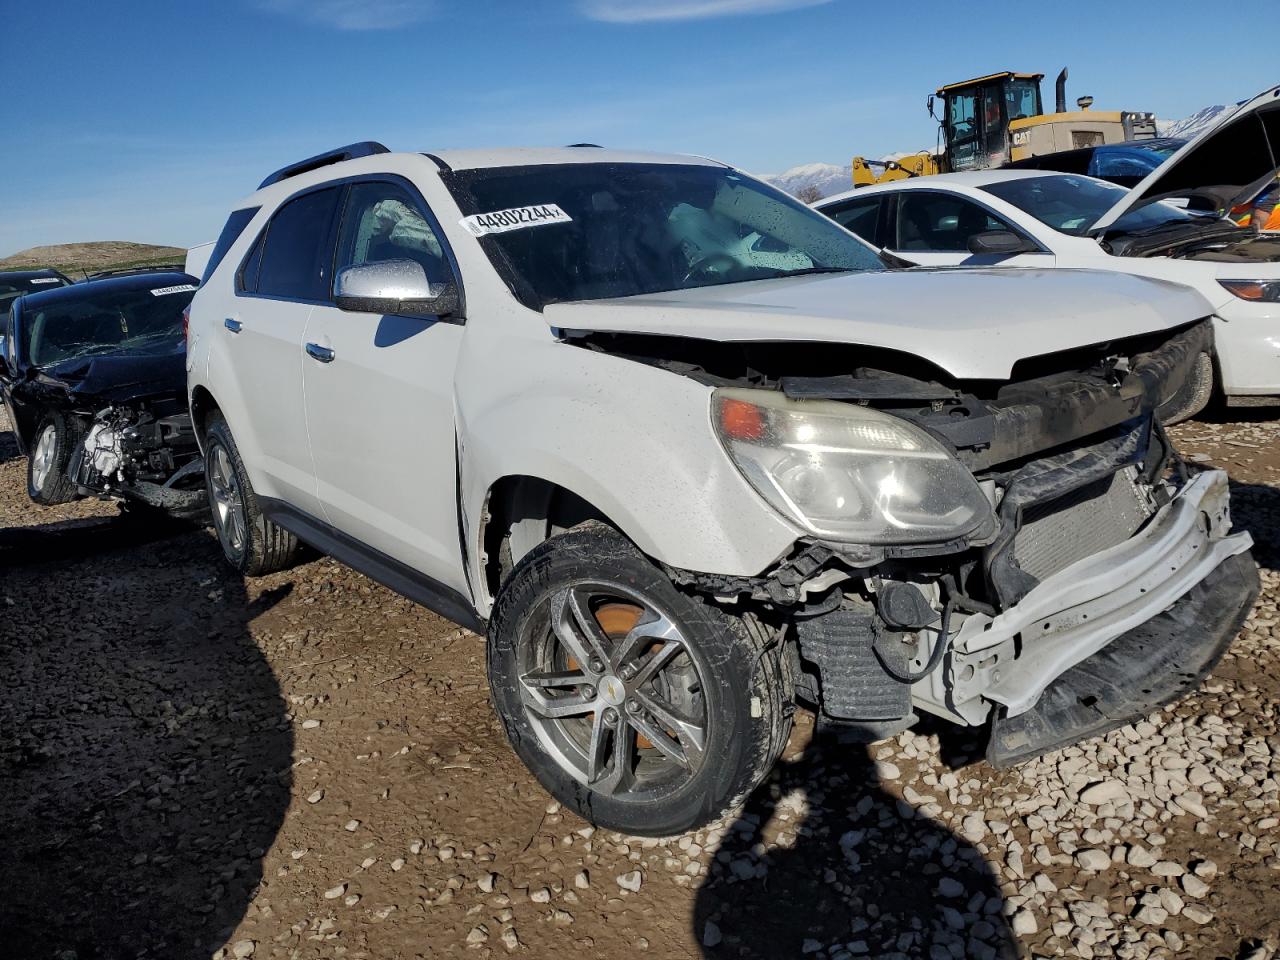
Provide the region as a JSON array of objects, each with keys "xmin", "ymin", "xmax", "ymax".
[{"xmin": 0, "ymin": 270, "xmax": 206, "ymax": 518}]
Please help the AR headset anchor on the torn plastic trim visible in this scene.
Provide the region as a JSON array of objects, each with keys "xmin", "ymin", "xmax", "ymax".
[{"xmin": 945, "ymin": 469, "xmax": 1250, "ymax": 719}]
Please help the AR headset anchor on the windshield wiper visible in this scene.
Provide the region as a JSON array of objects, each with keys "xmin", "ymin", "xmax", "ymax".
[{"xmin": 771, "ymin": 266, "xmax": 857, "ymax": 279}]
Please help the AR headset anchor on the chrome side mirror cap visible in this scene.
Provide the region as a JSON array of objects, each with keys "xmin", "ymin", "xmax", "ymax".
[{"xmin": 334, "ymin": 260, "xmax": 460, "ymax": 319}]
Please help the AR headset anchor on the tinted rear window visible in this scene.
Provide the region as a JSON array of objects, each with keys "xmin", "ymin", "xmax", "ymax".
[
  {"xmin": 203, "ymin": 207, "xmax": 260, "ymax": 284},
  {"xmin": 255, "ymin": 187, "xmax": 342, "ymax": 300}
]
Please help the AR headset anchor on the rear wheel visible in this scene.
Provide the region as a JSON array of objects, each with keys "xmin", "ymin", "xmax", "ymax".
[
  {"xmin": 487, "ymin": 523, "xmax": 792, "ymax": 836},
  {"xmin": 27, "ymin": 413, "xmax": 78, "ymax": 505},
  {"xmin": 203, "ymin": 412, "xmax": 303, "ymax": 575}
]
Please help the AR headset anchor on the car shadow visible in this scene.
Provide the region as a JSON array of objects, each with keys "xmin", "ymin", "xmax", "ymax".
[
  {"xmin": 693, "ymin": 723, "xmax": 1016, "ymax": 959},
  {"xmin": 1226, "ymin": 479, "xmax": 1280, "ymax": 568},
  {"xmin": 0, "ymin": 529, "xmax": 293, "ymax": 959}
]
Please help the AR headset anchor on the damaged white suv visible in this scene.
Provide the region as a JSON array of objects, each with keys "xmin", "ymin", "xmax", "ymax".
[{"xmin": 187, "ymin": 143, "xmax": 1258, "ymax": 835}]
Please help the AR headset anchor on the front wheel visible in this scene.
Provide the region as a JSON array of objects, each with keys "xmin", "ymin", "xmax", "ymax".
[
  {"xmin": 487, "ymin": 523, "xmax": 792, "ymax": 836},
  {"xmin": 28, "ymin": 413, "xmax": 79, "ymax": 505}
]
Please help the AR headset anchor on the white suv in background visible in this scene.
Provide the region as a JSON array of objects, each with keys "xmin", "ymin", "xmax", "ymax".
[
  {"xmin": 815, "ymin": 84, "xmax": 1280, "ymax": 413},
  {"xmin": 187, "ymin": 142, "xmax": 1256, "ymax": 835}
]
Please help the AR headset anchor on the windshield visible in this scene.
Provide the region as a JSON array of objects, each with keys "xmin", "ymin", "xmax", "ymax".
[
  {"xmin": 444, "ymin": 163, "xmax": 885, "ymax": 307},
  {"xmin": 20, "ymin": 285, "xmax": 193, "ymax": 367},
  {"xmin": 980, "ymin": 174, "xmax": 1208, "ymax": 236}
]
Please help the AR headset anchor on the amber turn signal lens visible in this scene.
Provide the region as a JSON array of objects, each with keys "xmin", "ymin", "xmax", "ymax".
[{"xmin": 718, "ymin": 397, "xmax": 766, "ymax": 441}]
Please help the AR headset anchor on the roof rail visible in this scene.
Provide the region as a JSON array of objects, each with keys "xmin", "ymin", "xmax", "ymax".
[
  {"xmin": 85, "ymin": 264, "xmax": 187, "ymax": 281},
  {"xmin": 258, "ymin": 141, "xmax": 390, "ymax": 190}
]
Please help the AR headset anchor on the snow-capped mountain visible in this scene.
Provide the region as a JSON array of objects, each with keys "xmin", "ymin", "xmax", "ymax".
[
  {"xmin": 759, "ymin": 161, "xmax": 853, "ymax": 199},
  {"xmin": 762, "ymin": 105, "xmax": 1234, "ymax": 201},
  {"xmin": 1158, "ymin": 104, "xmax": 1232, "ymax": 140}
]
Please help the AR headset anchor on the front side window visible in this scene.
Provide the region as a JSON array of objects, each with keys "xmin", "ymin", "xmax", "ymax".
[
  {"xmin": 444, "ymin": 163, "xmax": 884, "ymax": 308},
  {"xmin": 335, "ymin": 182, "xmax": 451, "ymax": 286},
  {"xmin": 822, "ymin": 196, "xmax": 882, "ymax": 245},
  {"xmin": 254, "ymin": 187, "xmax": 342, "ymax": 300},
  {"xmin": 980, "ymin": 175, "xmax": 1202, "ymax": 236},
  {"xmin": 20, "ymin": 286, "xmax": 194, "ymax": 368},
  {"xmin": 894, "ymin": 192, "xmax": 1015, "ymax": 252}
]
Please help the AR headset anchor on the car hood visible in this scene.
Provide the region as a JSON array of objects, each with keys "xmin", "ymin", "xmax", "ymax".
[
  {"xmin": 542, "ymin": 268, "xmax": 1212, "ymax": 380},
  {"xmin": 36, "ymin": 348, "xmax": 186, "ymax": 405},
  {"xmin": 1091, "ymin": 84, "xmax": 1280, "ymax": 233}
]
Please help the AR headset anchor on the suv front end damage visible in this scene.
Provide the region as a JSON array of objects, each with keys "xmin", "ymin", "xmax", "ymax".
[{"xmin": 648, "ymin": 317, "xmax": 1257, "ymax": 763}]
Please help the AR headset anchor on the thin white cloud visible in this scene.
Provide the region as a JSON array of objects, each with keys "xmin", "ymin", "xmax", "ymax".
[
  {"xmin": 581, "ymin": 0, "xmax": 832, "ymax": 23},
  {"xmin": 261, "ymin": 0, "xmax": 434, "ymax": 31}
]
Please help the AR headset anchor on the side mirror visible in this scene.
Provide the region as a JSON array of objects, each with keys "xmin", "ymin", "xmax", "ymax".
[
  {"xmin": 967, "ymin": 230, "xmax": 1035, "ymax": 255},
  {"xmin": 334, "ymin": 259, "xmax": 461, "ymax": 319}
]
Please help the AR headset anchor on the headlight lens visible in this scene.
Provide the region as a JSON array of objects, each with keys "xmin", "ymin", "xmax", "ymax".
[
  {"xmin": 712, "ymin": 388, "xmax": 994, "ymax": 544},
  {"xmin": 1220, "ymin": 279, "xmax": 1280, "ymax": 302}
]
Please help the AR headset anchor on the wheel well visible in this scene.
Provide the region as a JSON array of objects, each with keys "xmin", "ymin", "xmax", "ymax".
[
  {"xmin": 189, "ymin": 385, "xmax": 219, "ymax": 440},
  {"xmin": 481, "ymin": 476, "xmax": 613, "ymax": 600}
]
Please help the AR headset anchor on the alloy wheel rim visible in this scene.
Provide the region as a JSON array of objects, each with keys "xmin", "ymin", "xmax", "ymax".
[
  {"xmin": 31, "ymin": 426, "xmax": 56, "ymax": 489},
  {"xmin": 208, "ymin": 445, "xmax": 247, "ymax": 555},
  {"xmin": 517, "ymin": 582, "xmax": 708, "ymax": 803}
]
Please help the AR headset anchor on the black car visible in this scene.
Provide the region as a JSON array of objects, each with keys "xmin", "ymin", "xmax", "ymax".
[
  {"xmin": 0, "ymin": 268, "xmax": 73, "ymax": 319},
  {"xmin": 0, "ymin": 270, "xmax": 206, "ymax": 518}
]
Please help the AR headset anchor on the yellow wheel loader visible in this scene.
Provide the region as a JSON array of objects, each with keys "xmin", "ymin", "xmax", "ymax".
[{"xmin": 852, "ymin": 69, "xmax": 1156, "ymax": 187}]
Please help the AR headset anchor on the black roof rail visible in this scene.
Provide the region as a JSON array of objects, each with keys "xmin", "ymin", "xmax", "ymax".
[
  {"xmin": 566, "ymin": 143, "xmax": 603, "ymax": 148},
  {"xmin": 258, "ymin": 141, "xmax": 390, "ymax": 190},
  {"xmin": 85, "ymin": 264, "xmax": 187, "ymax": 281}
]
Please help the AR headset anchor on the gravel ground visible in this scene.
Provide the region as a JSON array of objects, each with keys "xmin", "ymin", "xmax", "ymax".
[{"xmin": 2, "ymin": 405, "xmax": 1278, "ymax": 960}]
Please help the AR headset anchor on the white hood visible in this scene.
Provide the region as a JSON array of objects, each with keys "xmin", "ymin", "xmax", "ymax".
[
  {"xmin": 544, "ymin": 268, "xmax": 1212, "ymax": 380},
  {"xmin": 1091, "ymin": 84, "xmax": 1280, "ymax": 233}
]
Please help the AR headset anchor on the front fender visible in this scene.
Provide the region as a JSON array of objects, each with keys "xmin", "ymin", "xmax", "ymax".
[{"xmin": 456, "ymin": 340, "xmax": 799, "ymax": 615}]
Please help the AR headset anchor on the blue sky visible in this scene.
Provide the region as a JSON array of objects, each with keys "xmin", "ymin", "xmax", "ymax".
[{"xmin": 2, "ymin": 0, "xmax": 1274, "ymax": 255}]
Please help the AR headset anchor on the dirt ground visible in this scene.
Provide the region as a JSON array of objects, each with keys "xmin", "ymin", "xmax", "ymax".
[{"xmin": 2, "ymin": 406, "xmax": 1278, "ymax": 960}]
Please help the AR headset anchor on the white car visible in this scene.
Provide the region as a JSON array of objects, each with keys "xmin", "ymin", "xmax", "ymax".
[
  {"xmin": 816, "ymin": 84, "xmax": 1280, "ymax": 413},
  {"xmin": 186, "ymin": 142, "xmax": 1256, "ymax": 835}
]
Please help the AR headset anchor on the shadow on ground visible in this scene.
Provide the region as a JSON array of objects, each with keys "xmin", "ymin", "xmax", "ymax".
[
  {"xmin": 1227, "ymin": 480, "xmax": 1280, "ymax": 568},
  {"xmin": 0, "ymin": 527, "xmax": 293, "ymax": 959},
  {"xmin": 694, "ymin": 725, "xmax": 1015, "ymax": 959}
]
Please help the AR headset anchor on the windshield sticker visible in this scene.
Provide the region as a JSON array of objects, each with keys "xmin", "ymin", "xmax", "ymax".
[
  {"xmin": 149, "ymin": 283, "xmax": 198, "ymax": 296},
  {"xmin": 460, "ymin": 204, "xmax": 572, "ymax": 238},
  {"xmin": 29, "ymin": 277, "xmax": 60, "ymax": 284}
]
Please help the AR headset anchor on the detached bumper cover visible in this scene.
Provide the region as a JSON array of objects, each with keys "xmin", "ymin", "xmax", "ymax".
[
  {"xmin": 938, "ymin": 469, "xmax": 1253, "ymax": 726},
  {"xmin": 986, "ymin": 550, "xmax": 1259, "ymax": 767}
]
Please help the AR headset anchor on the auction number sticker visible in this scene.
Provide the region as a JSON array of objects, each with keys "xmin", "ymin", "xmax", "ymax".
[
  {"xmin": 460, "ymin": 204, "xmax": 572, "ymax": 237},
  {"xmin": 149, "ymin": 283, "xmax": 198, "ymax": 296},
  {"xmin": 29, "ymin": 277, "xmax": 60, "ymax": 284}
]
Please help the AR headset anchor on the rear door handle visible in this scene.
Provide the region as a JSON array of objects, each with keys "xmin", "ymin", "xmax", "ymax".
[
  {"xmin": 224, "ymin": 318, "xmax": 242, "ymax": 333},
  {"xmin": 305, "ymin": 342, "xmax": 335, "ymax": 363}
]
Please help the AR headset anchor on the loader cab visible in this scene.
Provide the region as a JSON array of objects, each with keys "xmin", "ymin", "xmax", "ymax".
[{"xmin": 936, "ymin": 72, "xmax": 1044, "ymax": 172}]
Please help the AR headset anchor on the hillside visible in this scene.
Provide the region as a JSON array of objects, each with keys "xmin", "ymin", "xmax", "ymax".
[{"xmin": 0, "ymin": 241, "xmax": 186, "ymax": 277}]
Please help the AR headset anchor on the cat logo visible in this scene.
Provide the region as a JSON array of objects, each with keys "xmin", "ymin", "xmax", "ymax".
[{"xmin": 1012, "ymin": 130, "xmax": 1031, "ymax": 147}]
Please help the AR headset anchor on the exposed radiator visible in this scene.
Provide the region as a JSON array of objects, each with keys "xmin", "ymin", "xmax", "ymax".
[{"xmin": 1013, "ymin": 466, "xmax": 1155, "ymax": 583}]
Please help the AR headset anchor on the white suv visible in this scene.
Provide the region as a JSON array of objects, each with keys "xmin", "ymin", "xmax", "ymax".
[{"xmin": 187, "ymin": 142, "xmax": 1257, "ymax": 835}]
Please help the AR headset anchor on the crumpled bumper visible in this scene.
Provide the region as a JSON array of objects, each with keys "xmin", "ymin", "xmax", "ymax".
[
  {"xmin": 986, "ymin": 549, "xmax": 1259, "ymax": 767},
  {"xmin": 926, "ymin": 469, "xmax": 1255, "ymax": 731}
]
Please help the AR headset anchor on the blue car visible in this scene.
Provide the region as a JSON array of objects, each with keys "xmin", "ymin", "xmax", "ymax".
[{"xmin": 1005, "ymin": 137, "xmax": 1186, "ymax": 188}]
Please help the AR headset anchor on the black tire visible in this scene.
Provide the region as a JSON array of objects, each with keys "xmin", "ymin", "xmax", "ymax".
[
  {"xmin": 27, "ymin": 412, "xmax": 79, "ymax": 505},
  {"xmin": 203, "ymin": 412, "xmax": 303, "ymax": 576},
  {"xmin": 1158, "ymin": 352, "xmax": 1214, "ymax": 425},
  {"xmin": 487, "ymin": 523, "xmax": 792, "ymax": 836}
]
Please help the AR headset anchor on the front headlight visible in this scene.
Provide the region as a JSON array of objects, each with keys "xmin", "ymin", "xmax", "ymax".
[
  {"xmin": 712, "ymin": 388, "xmax": 993, "ymax": 544},
  {"xmin": 1220, "ymin": 279, "xmax": 1280, "ymax": 302}
]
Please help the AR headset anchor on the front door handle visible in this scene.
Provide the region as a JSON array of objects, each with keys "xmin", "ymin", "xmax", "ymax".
[
  {"xmin": 224, "ymin": 318, "xmax": 242, "ymax": 333},
  {"xmin": 305, "ymin": 342, "xmax": 335, "ymax": 363}
]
